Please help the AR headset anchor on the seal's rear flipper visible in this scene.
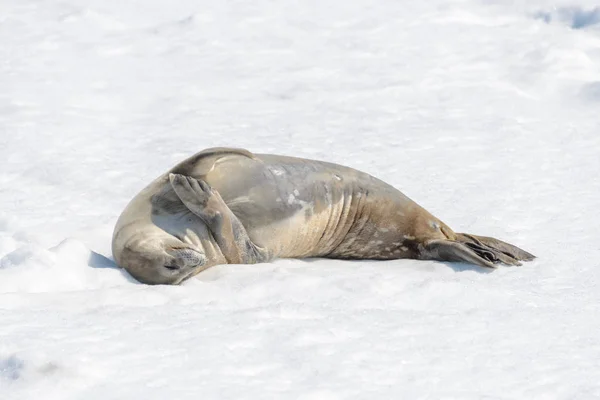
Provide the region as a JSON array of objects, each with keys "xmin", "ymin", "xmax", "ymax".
[
  {"xmin": 423, "ymin": 234, "xmax": 535, "ymax": 269},
  {"xmin": 456, "ymin": 233, "xmax": 535, "ymax": 263},
  {"xmin": 423, "ymin": 239, "xmax": 498, "ymax": 269}
]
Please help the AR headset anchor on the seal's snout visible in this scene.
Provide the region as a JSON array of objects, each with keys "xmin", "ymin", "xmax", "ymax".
[{"xmin": 169, "ymin": 247, "xmax": 207, "ymax": 269}]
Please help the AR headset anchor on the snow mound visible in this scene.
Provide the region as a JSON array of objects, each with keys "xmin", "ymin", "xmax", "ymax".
[{"xmin": 0, "ymin": 238, "xmax": 134, "ymax": 293}]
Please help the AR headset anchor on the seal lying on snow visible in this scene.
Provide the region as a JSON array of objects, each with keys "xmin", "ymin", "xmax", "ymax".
[{"xmin": 112, "ymin": 147, "xmax": 535, "ymax": 284}]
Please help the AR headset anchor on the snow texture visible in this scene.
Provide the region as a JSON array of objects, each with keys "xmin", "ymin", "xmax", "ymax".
[{"xmin": 1, "ymin": 0, "xmax": 600, "ymax": 398}]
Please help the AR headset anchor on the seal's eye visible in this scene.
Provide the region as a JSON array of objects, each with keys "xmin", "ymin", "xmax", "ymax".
[{"xmin": 164, "ymin": 264, "xmax": 180, "ymax": 271}]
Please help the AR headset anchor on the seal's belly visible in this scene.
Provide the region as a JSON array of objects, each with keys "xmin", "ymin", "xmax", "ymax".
[{"xmin": 203, "ymin": 154, "xmax": 407, "ymax": 258}]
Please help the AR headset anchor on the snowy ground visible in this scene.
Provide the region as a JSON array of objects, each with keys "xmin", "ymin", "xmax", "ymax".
[{"xmin": 2, "ymin": 0, "xmax": 600, "ymax": 398}]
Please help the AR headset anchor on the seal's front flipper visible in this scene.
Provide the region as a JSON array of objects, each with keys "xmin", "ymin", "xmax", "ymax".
[
  {"xmin": 169, "ymin": 173, "xmax": 271, "ymax": 265},
  {"xmin": 422, "ymin": 239, "xmax": 498, "ymax": 269},
  {"xmin": 169, "ymin": 173, "xmax": 222, "ymax": 224}
]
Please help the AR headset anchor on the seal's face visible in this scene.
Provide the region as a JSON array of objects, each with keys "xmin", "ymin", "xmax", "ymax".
[{"xmin": 118, "ymin": 239, "xmax": 207, "ymax": 285}]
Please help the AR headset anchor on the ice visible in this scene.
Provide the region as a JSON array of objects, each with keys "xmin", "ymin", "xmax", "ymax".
[{"xmin": 1, "ymin": 0, "xmax": 600, "ymax": 398}]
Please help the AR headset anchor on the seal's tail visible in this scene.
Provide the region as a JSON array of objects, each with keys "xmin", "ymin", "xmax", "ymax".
[{"xmin": 423, "ymin": 233, "xmax": 535, "ymax": 269}]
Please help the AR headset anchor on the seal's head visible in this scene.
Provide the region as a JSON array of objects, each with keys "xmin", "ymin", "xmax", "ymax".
[{"xmin": 116, "ymin": 235, "xmax": 207, "ymax": 285}]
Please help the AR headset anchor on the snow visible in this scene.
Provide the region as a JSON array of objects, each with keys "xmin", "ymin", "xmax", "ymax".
[{"xmin": 1, "ymin": 0, "xmax": 600, "ymax": 398}]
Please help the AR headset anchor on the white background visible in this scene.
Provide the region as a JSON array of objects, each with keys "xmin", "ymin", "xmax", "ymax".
[{"xmin": 1, "ymin": 0, "xmax": 599, "ymax": 398}]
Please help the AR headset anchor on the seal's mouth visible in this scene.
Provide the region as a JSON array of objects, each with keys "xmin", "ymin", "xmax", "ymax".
[{"xmin": 164, "ymin": 247, "xmax": 208, "ymax": 284}]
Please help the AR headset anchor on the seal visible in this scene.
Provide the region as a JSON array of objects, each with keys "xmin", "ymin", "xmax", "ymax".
[{"xmin": 112, "ymin": 147, "xmax": 535, "ymax": 284}]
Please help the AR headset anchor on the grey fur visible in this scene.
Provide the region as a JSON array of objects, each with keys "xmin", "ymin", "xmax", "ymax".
[{"xmin": 112, "ymin": 147, "xmax": 535, "ymax": 284}]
